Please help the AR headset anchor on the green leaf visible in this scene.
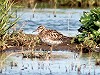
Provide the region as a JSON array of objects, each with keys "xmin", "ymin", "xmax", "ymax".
[
  {"xmin": 0, "ymin": 0, "xmax": 20, "ymax": 39},
  {"xmin": 94, "ymin": 21, "xmax": 100, "ymax": 27},
  {"xmin": 77, "ymin": 7, "xmax": 100, "ymax": 47},
  {"xmin": 98, "ymin": 28, "xmax": 100, "ymax": 32}
]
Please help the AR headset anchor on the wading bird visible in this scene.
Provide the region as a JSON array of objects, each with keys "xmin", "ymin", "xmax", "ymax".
[{"xmin": 34, "ymin": 25, "xmax": 67, "ymax": 54}]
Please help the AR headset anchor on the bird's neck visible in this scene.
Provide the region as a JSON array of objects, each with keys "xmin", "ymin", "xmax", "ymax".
[{"xmin": 39, "ymin": 29, "xmax": 46, "ymax": 34}]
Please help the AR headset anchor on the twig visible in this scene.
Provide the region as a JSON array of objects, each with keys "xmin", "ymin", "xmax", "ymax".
[
  {"xmin": 32, "ymin": 3, "xmax": 37, "ymax": 13},
  {"xmin": 0, "ymin": 50, "xmax": 37, "ymax": 68}
]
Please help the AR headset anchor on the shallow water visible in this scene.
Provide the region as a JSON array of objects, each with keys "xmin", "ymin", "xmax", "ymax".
[
  {"xmin": 0, "ymin": 51, "xmax": 100, "ymax": 75},
  {"xmin": 1, "ymin": 8, "xmax": 100, "ymax": 75},
  {"xmin": 15, "ymin": 8, "xmax": 89, "ymax": 36}
]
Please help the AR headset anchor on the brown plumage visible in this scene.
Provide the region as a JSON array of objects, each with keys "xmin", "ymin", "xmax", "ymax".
[
  {"xmin": 36, "ymin": 25, "xmax": 66, "ymax": 45},
  {"xmin": 35, "ymin": 25, "xmax": 66, "ymax": 54}
]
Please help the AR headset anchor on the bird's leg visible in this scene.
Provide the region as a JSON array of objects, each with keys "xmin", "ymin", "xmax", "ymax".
[{"xmin": 50, "ymin": 45, "xmax": 53, "ymax": 54}]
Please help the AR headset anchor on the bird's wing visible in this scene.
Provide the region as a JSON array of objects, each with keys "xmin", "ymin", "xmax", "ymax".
[{"xmin": 44, "ymin": 30, "xmax": 64, "ymax": 40}]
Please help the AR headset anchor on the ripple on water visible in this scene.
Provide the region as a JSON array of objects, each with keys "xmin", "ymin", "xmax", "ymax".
[
  {"xmin": 16, "ymin": 9, "xmax": 89, "ymax": 36},
  {"xmin": 0, "ymin": 51, "xmax": 100, "ymax": 75}
]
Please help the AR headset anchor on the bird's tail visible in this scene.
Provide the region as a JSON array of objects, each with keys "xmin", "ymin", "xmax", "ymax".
[{"xmin": 62, "ymin": 36, "xmax": 73, "ymax": 44}]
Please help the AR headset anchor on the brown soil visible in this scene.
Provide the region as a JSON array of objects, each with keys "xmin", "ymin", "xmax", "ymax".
[{"xmin": 1, "ymin": 34, "xmax": 100, "ymax": 53}]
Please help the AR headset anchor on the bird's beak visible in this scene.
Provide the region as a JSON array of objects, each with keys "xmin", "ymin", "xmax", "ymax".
[
  {"xmin": 32, "ymin": 29, "xmax": 39, "ymax": 35},
  {"xmin": 32, "ymin": 29, "xmax": 38, "ymax": 33},
  {"xmin": 32, "ymin": 30, "xmax": 36, "ymax": 33}
]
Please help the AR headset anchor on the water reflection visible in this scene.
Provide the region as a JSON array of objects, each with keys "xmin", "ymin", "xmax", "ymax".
[{"xmin": 0, "ymin": 51, "xmax": 100, "ymax": 75}]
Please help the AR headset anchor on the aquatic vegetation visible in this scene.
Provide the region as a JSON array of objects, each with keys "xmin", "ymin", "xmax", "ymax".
[
  {"xmin": 6, "ymin": 0, "xmax": 100, "ymax": 8},
  {"xmin": 0, "ymin": 51, "xmax": 100, "ymax": 75},
  {"xmin": 95, "ymin": 59, "xmax": 100, "ymax": 65},
  {"xmin": 59, "ymin": 0, "xmax": 100, "ymax": 8},
  {"xmin": 0, "ymin": 0, "xmax": 19, "ymax": 51},
  {"xmin": 0, "ymin": 0, "xmax": 38, "ymax": 51},
  {"xmin": 0, "ymin": 2, "xmax": 99, "ymax": 74},
  {"xmin": 74, "ymin": 7, "xmax": 100, "ymax": 51}
]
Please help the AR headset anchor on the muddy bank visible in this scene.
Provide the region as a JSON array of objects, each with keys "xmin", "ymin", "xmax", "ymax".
[{"xmin": 1, "ymin": 34, "xmax": 100, "ymax": 53}]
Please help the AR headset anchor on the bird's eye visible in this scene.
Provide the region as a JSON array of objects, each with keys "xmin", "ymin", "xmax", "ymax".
[{"xmin": 39, "ymin": 26, "xmax": 43, "ymax": 29}]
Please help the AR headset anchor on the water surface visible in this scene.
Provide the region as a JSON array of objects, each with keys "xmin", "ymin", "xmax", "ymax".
[
  {"xmin": 1, "ymin": 8, "xmax": 100, "ymax": 75},
  {"xmin": 0, "ymin": 51, "xmax": 100, "ymax": 75},
  {"xmin": 16, "ymin": 8, "xmax": 89, "ymax": 36}
]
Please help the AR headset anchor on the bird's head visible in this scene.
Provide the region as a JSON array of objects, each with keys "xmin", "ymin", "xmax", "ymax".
[{"xmin": 35, "ymin": 25, "xmax": 46, "ymax": 33}]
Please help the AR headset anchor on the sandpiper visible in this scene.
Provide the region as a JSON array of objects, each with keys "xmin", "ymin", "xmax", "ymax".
[{"xmin": 34, "ymin": 25, "xmax": 66, "ymax": 54}]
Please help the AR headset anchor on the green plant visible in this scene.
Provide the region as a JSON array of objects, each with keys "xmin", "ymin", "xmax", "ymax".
[
  {"xmin": 0, "ymin": 0, "xmax": 19, "ymax": 49},
  {"xmin": 75, "ymin": 7, "xmax": 100, "ymax": 49}
]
